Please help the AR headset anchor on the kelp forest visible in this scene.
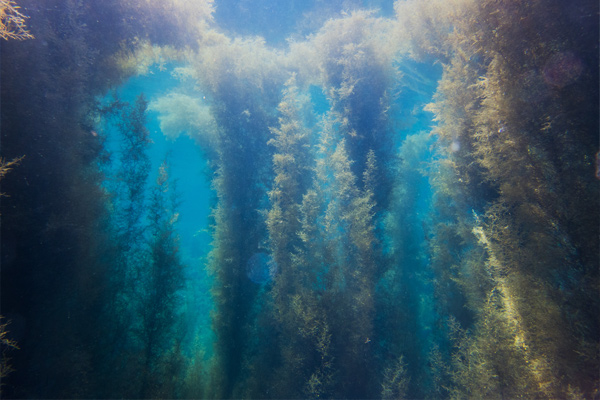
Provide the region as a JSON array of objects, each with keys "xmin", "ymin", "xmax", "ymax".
[{"xmin": 1, "ymin": 0, "xmax": 598, "ymax": 398}]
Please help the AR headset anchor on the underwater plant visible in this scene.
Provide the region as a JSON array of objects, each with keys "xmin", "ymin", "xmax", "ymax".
[
  {"xmin": 0, "ymin": 0, "xmax": 33, "ymax": 40},
  {"xmin": 420, "ymin": 0, "xmax": 600, "ymax": 397},
  {"xmin": 94, "ymin": 96, "xmax": 190, "ymax": 398},
  {"xmin": 0, "ymin": 157, "xmax": 23, "ymax": 198},
  {"xmin": 148, "ymin": 92, "xmax": 217, "ymax": 146},
  {"xmin": 139, "ymin": 160, "xmax": 186, "ymax": 398},
  {"xmin": 1, "ymin": 0, "xmax": 597, "ymax": 398},
  {"xmin": 308, "ymin": 10, "xmax": 400, "ymax": 208},
  {"xmin": 0, "ymin": 317, "xmax": 19, "ymax": 388},
  {"xmin": 192, "ymin": 34, "xmax": 285, "ymax": 397},
  {"xmin": 0, "ymin": 158, "xmax": 21, "ymax": 392}
]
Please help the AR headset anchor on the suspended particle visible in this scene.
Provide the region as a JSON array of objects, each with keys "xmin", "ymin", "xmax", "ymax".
[{"xmin": 450, "ymin": 140, "xmax": 460, "ymax": 153}]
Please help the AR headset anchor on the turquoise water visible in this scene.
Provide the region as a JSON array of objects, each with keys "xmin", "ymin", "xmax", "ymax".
[{"xmin": 1, "ymin": 0, "xmax": 598, "ymax": 398}]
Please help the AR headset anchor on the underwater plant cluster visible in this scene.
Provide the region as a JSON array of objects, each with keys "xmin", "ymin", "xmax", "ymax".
[{"xmin": 1, "ymin": 0, "xmax": 598, "ymax": 398}]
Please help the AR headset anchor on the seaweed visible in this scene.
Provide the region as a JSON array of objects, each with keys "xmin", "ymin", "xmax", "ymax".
[
  {"xmin": 422, "ymin": 0, "xmax": 600, "ymax": 396},
  {"xmin": 1, "ymin": 0, "xmax": 598, "ymax": 398},
  {"xmin": 0, "ymin": 0, "xmax": 33, "ymax": 41}
]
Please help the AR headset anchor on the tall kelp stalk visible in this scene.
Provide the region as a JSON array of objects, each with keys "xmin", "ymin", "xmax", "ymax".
[
  {"xmin": 265, "ymin": 76, "xmax": 321, "ymax": 398},
  {"xmin": 184, "ymin": 34, "xmax": 287, "ymax": 398},
  {"xmin": 141, "ymin": 160, "xmax": 186, "ymax": 398},
  {"xmin": 303, "ymin": 10, "xmax": 445, "ymax": 399},
  {"xmin": 308, "ymin": 14, "xmax": 415, "ymax": 397},
  {"xmin": 379, "ymin": 131, "xmax": 438, "ymax": 399},
  {"xmin": 95, "ymin": 95, "xmax": 187, "ymax": 398},
  {"xmin": 320, "ymin": 129, "xmax": 379, "ymax": 398},
  {"xmin": 407, "ymin": 0, "xmax": 600, "ymax": 397},
  {"xmin": 94, "ymin": 94, "xmax": 152, "ymax": 398},
  {"xmin": 0, "ymin": 1, "xmax": 134, "ymax": 396},
  {"xmin": 264, "ymin": 79, "xmax": 350, "ymax": 399},
  {"xmin": 312, "ymin": 10, "xmax": 400, "ymax": 207},
  {"xmin": 268, "ymin": 110, "xmax": 379, "ymax": 398},
  {"xmin": 0, "ymin": 0, "xmax": 212, "ymax": 397},
  {"xmin": 262, "ymin": 12, "xmax": 407, "ymax": 395}
]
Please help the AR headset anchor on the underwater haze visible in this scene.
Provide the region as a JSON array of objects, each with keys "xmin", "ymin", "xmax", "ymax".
[{"xmin": 1, "ymin": 0, "xmax": 599, "ymax": 398}]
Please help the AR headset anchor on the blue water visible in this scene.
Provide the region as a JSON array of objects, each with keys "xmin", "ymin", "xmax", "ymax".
[
  {"xmin": 1, "ymin": 0, "xmax": 598, "ymax": 399},
  {"xmin": 104, "ymin": 68, "xmax": 213, "ymax": 263}
]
